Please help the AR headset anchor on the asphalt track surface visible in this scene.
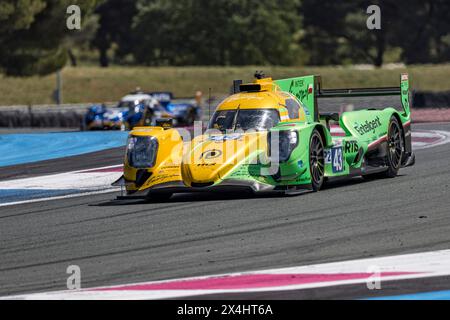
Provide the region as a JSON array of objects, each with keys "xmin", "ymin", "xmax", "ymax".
[{"xmin": 1, "ymin": 122, "xmax": 450, "ymax": 299}]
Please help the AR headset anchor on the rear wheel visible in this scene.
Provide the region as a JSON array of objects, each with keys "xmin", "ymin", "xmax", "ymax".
[
  {"xmin": 362, "ymin": 116, "xmax": 404, "ymax": 180},
  {"xmin": 309, "ymin": 130, "xmax": 325, "ymax": 191},
  {"xmin": 384, "ymin": 116, "xmax": 404, "ymax": 178}
]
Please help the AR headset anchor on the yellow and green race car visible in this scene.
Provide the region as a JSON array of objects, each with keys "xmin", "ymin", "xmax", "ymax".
[{"xmin": 113, "ymin": 73, "xmax": 415, "ymax": 200}]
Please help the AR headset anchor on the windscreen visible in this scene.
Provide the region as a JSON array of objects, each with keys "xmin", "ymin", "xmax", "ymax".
[{"xmin": 209, "ymin": 108, "xmax": 280, "ymax": 132}]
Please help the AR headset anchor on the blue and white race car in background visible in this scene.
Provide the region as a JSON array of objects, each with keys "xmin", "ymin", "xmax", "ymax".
[
  {"xmin": 84, "ymin": 91, "xmax": 202, "ymax": 130},
  {"xmin": 85, "ymin": 92, "xmax": 163, "ymax": 130},
  {"xmin": 84, "ymin": 104, "xmax": 127, "ymax": 130},
  {"xmin": 116, "ymin": 92, "xmax": 163, "ymax": 129},
  {"xmin": 150, "ymin": 92, "xmax": 202, "ymax": 126}
]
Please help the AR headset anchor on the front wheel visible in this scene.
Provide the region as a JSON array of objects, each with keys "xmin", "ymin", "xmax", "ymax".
[{"xmin": 309, "ymin": 130, "xmax": 325, "ymax": 191}]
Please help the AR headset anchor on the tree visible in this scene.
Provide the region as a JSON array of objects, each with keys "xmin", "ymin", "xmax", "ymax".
[
  {"xmin": 65, "ymin": 13, "xmax": 100, "ymax": 66},
  {"xmin": 340, "ymin": 0, "xmax": 396, "ymax": 67},
  {"xmin": 2, "ymin": 0, "xmax": 448, "ymax": 72},
  {"xmin": 301, "ymin": 0, "xmax": 450, "ymax": 67},
  {"xmin": 91, "ymin": 0, "xmax": 138, "ymax": 67},
  {"xmin": 226, "ymin": 0, "xmax": 302, "ymax": 65},
  {"xmin": 387, "ymin": 0, "xmax": 450, "ymax": 64},
  {"xmin": 300, "ymin": 0, "xmax": 356, "ymax": 65},
  {"xmin": 132, "ymin": 0, "xmax": 301, "ymax": 66}
]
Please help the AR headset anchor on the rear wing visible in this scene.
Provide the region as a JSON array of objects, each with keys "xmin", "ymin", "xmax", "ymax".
[{"xmin": 275, "ymin": 74, "xmax": 411, "ymax": 122}]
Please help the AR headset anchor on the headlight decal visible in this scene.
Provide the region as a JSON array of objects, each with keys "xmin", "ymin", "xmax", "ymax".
[
  {"xmin": 268, "ymin": 130, "xmax": 299, "ymax": 163},
  {"xmin": 127, "ymin": 136, "xmax": 158, "ymax": 168}
]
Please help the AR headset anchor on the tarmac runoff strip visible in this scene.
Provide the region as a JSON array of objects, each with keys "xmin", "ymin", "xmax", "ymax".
[
  {"xmin": 3, "ymin": 249, "xmax": 450, "ymax": 300},
  {"xmin": 0, "ymin": 129, "xmax": 449, "ymax": 207}
]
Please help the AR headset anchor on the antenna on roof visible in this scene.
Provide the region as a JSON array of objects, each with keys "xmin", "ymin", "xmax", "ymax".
[
  {"xmin": 208, "ymin": 87, "xmax": 212, "ymax": 122},
  {"xmin": 254, "ymin": 71, "xmax": 266, "ymax": 80}
]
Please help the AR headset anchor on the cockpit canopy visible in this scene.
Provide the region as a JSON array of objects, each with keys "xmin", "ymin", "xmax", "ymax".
[
  {"xmin": 209, "ymin": 108, "xmax": 280, "ymax": 132},
  {"xmin": 209, "ymin": 78, "xmax": 307, "ymax": 133}
]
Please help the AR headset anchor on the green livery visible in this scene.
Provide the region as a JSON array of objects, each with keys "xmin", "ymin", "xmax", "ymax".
[
  {"xmin": 221, "ymin": 73, "xmax": 415, "ymax": 194},
  {"xmin": 264, "ymin": 73, "xmax": 414, "ymax": 193}
]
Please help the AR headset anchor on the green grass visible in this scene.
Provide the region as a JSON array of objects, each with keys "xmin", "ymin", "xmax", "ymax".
[{"xmin": 1, "ymin": 64, "xmax": 450, "ymax": 105}]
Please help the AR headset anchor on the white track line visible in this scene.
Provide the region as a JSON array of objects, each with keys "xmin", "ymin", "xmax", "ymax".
[
  {"xmin": 0, "ymin": 165, "xmax": 122, "ymax": 207},
  {"xmin": 412, "ymin": 130, "xmax": 450, "ymax": 150},
  {"xmin": 3, "ymin": 249, "xmax": 450, "ymax": 300},
  {"xmin": 0, "ymin": 188, "xmax": 119, "ymax": 207}
]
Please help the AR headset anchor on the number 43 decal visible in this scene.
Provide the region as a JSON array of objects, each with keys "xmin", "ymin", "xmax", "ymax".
[{"xmin": 331, "ymin": 147, "xmax": 344, "ymax": 173}]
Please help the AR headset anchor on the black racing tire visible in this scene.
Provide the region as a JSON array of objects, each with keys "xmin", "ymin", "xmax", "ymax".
[
  {"xmin": 145, "ymin": 192, "xmax": 173, "ymax": 202},
  {"xmin": 362, "ymin": 116, "xmax": 404, "ymax": 180},
  {"xmin": 384, "ymin": 116, "xmax": 404, "ymax": 178},
  {"xmin": 309, "ymin": 130, "xmax": 325, "ymax": 191}
]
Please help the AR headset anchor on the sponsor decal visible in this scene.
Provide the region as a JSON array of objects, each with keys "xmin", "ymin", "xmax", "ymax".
[
  {"xmin": 196, "ymin": 163, "xmax": 216, "ymax": 167},
  {"xmin": 289, "ymin": 79, "xmax": 304, "ymax": 89},
  {"xmin": 344, "ymin": 140, "xmax": 359, "ymax": 153},
  {"xmin": 200, "ymin": 149, "xmax": 222, "ymax": 160},
  {"xmin": 353, "ymin": 117, "xmax": 382, "ymax": 135},
  {"xmin": 296, "ymin": 176, "xmax": 310, "ymax": 182},
  {"xmin": 209, "ymin": 134, "xmax": 242, "ymax": 142},
  {"xmin": 324, "ymin": 149, "xmax": 331, "ymax": 164},
  {"xmin": 288, "ymin": 79, "xmax": 309, "ymax": 103},
  {"xmin": 280, "ymin": 123, "xmax": 297, "ymax": 127},
  {"xmin": 147, "ymin": 174, "xmax": 179, "ymax": 185},
  {"xmin": 333, "ymin": 139, "xmax": 343, "ymax": 147},
  {"xmin": 162, "ymin": 165, "xmax": 179, "ymax": 170}
]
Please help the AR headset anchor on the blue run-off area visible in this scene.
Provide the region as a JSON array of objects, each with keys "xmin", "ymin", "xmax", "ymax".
[
  {"xmin": 0, "ymin": 189, "xmax": 85, "ymax": 204},
  {"xmin": 0, "ymin": 131, "xmax": 129, "ymax": 167},
  {"xmin": 365, "ymin": 290, "xmax": 450, "ymax": 300}
]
